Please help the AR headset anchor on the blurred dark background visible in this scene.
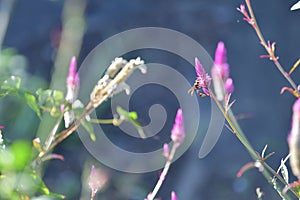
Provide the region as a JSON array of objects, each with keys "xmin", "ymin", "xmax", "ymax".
[{"xmin": 0, "ymin": 0, "xmax": 300, "ymax": 199}]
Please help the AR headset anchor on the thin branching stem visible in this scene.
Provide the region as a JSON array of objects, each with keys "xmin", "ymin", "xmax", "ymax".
[
  {"xmin": 209, "ymin": 91, "xmax": 296, "ymax": 199},
  {"xmin": 43, "ymin": 113, "xmax": 64, "ymax": 151},
  {"xmin": 245, "ymin": 0, "xmax": 299, "ymax": 95},
  {"xmin": 146, "ymin": 144, "xmax": 178, "ymax": 200},
  {"xmin": 34, "ymin": 101, "xmax": 94, "ymax": 163}
]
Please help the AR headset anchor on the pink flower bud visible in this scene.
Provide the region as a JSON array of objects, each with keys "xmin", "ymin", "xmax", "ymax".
[
  {"xmin": 163, "ymin": 143, "xmax": 170, "ymax": 159},
  {"xmin": 213, "ymin": 41, "xmax": 229, "ymax": 80},
  {"xmin": 211, "ymin": 42, "xmax": 230, "ymax": 101},
  {"xmin": 171, "ymin": 191, "xmax": 178, "ymax": 200},
  {"xmin": 288, "ymin": 98, "xmax": 300, "ymax": 179},
  {"xmin": 66, "ymin": 56, "xmax": 80, "ymax": 103},
  {"xmin": 171, "ymin": 108, "xmax": 185, "ymax": 146},
  {"xmin": 88, "ymin": 165, "xmax": 110, "ymax": 198},
  {"xmin": 225, "ymin": 78, "xmax": 234, "ymax": 94}
]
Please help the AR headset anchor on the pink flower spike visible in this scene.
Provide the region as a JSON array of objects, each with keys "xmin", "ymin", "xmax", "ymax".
[
  {"xmin": 195, "ymin": 57, "xmax": 205, "ymax": 80},
  {"xmin": 194, "ymin": 57, "xmax": 211, "ymax": 96},
  {"xmin": 171, "ymin": 191, "xmax": 178, "ymax": 200},
  {"xmin": 171, "ymin": 108, "xmax": 185, "ymax": 147},
  {"xmin": 213, "ymin": 41, "xmax": 229, "ymax": 79},
  {"xmin": 225, "ymin": 78, "xmax": 234, "ymax": 94},
  {"xmin": 0, "ymin": 126, "xmax": 4, "ymax": 129},
  {"xmin": 214, "ymin": 41, "xmax": 227, "ymax": 66}
]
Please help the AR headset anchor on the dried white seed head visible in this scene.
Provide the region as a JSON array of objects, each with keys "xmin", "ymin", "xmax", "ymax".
[
  {"xmin": 90, "ymin": 57, "xmax": 146, "ymax": 108},
  {"xmin": 106, "ymin": 57, "xmax": 127, "ymax": 79}
]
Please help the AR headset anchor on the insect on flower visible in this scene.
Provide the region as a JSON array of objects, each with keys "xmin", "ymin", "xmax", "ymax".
[
  {"xmin": 188, "ymin": 57, "xmax": 211, "ymax": 97},
  {"xmin": 188, "ymin": 79, "xmax": 207, "ymax": 97}
]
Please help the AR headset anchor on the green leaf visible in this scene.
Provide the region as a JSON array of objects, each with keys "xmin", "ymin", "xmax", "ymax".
[
  {"xmin": 0, "ymin": 76, "xmax": 41, "ymax": 117},
  {"xmin": 0, "ymin": 76, "xmax": 21, "ymax": 97},
  {"xmin": 36, "ymin": 89, "xmax": 64, "ymax": 106},
  {"xmin": 279, "ymin": 156, "xmax": 290, "ymax": 184},
  {"xmin": 73, "ymin": 107, "xmax": 96, "ymax": 141},
  {"xmin": 281, "ymin": 161, "xmax": 289, "ymax": 184},
  {"xmin": 116, "ymin": 106, "xmax": 146, "ymax": 138},
  {"xmin": 29, "ymin": 173, "xmax": 65, "ymax": 199},
  {"xmin": 0, "ymin": 140, "xmax": 32, "ymax": 171},
  {"xmin": 1, "ymin": 76, "xmax": 21, "ymax": 90},
  {"xmin": 128, "ymin": 111, "xmax": 138, "ymax": 120},
  {"xmin": 81, "ymin": 118, "xmax": 96, "ymax": 141},
  {"xmin": 10, "ymin": 140, "xmax": 32, "ymax": 171},
  {"xmin": 19, "ymin": 91, "xmax": 41, "ymax": 118},
  {"xmin": 36, "ymin": 89, "xmax": 65, "ymax": 117}
]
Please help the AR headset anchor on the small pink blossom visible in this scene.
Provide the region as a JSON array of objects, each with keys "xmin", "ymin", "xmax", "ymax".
[
  {"xmin": 237, "ymin": 4, "xmax": 253, "ymax": 25},
  {"xmin": 88, "ymin": 165, "xmax": 110, "ymax": 198},
  {"xmin": 0, "ymin": 126, "xmax": 4, "ymax": 129},
  {"xmin": 259, "ymin": 41, "xmax": 279, "ymax": 62},
  {"xmin": 195, "ymin": 57, "xmax": 211, "ymax": 88},
  {"xmin": 225, "ymin": 78, "xmax": 234, "ymax": 94},
  {"xmin": 171, "ymin": 108, "xmax": 185, "ymax": 147},
  {"xmin": 211, "ymin": 42, "xmax": 230, "ymax": 101},
  {"xmin": 171, "ymin": 191, "xmax": 178, "ymax": 200},
  {"xmin": 212, "ymin": 41, "xmax": 229, "ymax": 80},
  {"xmin": 163, "ymin": 143, "xmax": 170, "ymax": 159},
  {"xmin": 193, "ymin": 57, "xmax": 211, "ymax": 96},
  {"xmin": 66, "ymin": 56, "xmax": 80, "ymax": 103},
  {"xmin": 64, "ymin": 56, "xmax": 80, "ymax": 128}
]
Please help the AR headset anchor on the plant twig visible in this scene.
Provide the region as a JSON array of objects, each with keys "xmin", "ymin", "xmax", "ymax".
[
  {"xmin": 146, "ymin": 144, "xmax": 178, "ymax": 200},
  {"xmin": 243, "ymin": 0, "xmax": 299, "ymax": 96}
]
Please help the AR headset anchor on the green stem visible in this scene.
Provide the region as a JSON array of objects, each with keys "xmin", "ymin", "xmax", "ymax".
[
  {"xmin": 88, "ymin": 118, "xmax": 119, "ymax": 124},
  {"xmin": 44, "ymin": 114, "xmax": 64, "ymax": 151},
  {"xmin": 34, "ymin": 101, "xmax": 94, "ymax": 163},
  {"xmin": 210, "ymin": 92, "xmax": 295, "ymax": 199}
]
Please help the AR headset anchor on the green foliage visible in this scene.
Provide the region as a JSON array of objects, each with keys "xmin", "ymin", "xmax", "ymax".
[
  {"xmin": 0, "ymin": 171, "xmax": 65, "ymax": 199},
  {"xmin": 0, "ymin": 140, "xmax": 31, "ymax": 171},
  {"xmin": 116, "ymin": 106, "xmax": 145, "ymax": 138},
  {"xmin": 0, "ymin": 76, "xmax": 41, "ymax": 117},
  {"xmin": 73, "ymin": 105, "xmax": 96, "ymax": 141},
  {"xmin": 0, "ymin": 75, "xmax": 68, "ymax": 199},
  {"xmin": 36, "ymin": 89, "xmax": 65, "ymax": 117},
  {"xmin": 0, "ymin": 140, "xmax": 65, "ymax": 199}
]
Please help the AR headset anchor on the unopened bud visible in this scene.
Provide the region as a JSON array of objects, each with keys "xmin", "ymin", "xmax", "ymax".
[{"xmin": 288, "ymin": 98, "xmax": 300, "ymax": 179}]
